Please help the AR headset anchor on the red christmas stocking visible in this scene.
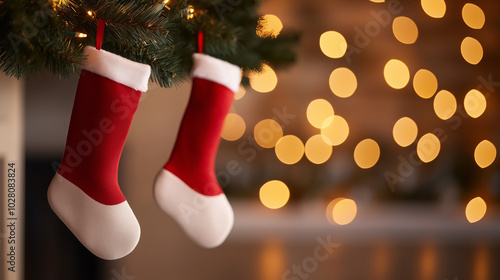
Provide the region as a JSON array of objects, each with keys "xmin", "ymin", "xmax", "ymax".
[
  {"xmin": 154, "ymin": 53, "xmax": 241, "ymax": 248},
  {"xmin": 48, "ymin": 46, "xmax": 150, "ymax": 260}
]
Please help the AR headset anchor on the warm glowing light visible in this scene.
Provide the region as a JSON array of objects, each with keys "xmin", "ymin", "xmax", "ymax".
[
  {"xmin": 75, "ymin": 32, "xmax": 87, "ymax": 38},
  {"xmin": 319, "ymin": 31, "xmax": 348, "ymax": 58},
  {"xmin": 393, "ymin": 117, "xmax": 418, "ymax": 147},
  {"xmin": 384, "ymin": 59, "xmax": 410, "ymax": 89},
  {"xmin": 321, "ymin": 115, "xmax": 349, "ymax": 146},
  {"xmin": 162, "ymin": 0, "xmax": 170, "ymax": 9},
  {"xmin": 474, "ymin": 140, "xmax": 496, "ymax": 168},
  {"xmin": 249, "ymin": 64, "xmax": 278, "ymax": 93},
  {"xmin": 307, "ymin": 99, "xmax": 334, "ymax": 128},
  {"xmin": 392, "ymin": 16, "xmax": 418, "ymax": 44},
  {"xmin": 259, "ymin": 180, "xmax": 290, "ymax": 209},
  {"xmin": 466, "ymin": 197, "xmax": 487, "ymax": 223},
  {"xmin": 275, "ymin": 135, "xmax": 304, "ymax": 164},
  {"xmin": 462, "ymin": 3, "xmax": 485, "ymax": 29},
  {"xmin": 354, "ymin": 139, "xmax": 380, "ymax": 169},
  {"xmin": 433, "ymin": 90, "xmax": 457, "ymax": 120},
  {"xmin": 235, "ymin": 85, "xmax": 246, "ymax": 100},
  {"xmin": 464, "ymin": 89, "xmax": 487, "ymax": 118},
  {"xmin": 332, "ymin": 198, "xmax": 357, "ymax": 225},
  {"xmin": 257, "ymin": 14, "xmax": 283, "ymax": 38},
  {"xmin": 305, "ymin": 134, "xmax": 332, "ymax": 164},
  {"xmin": 413, "ymin": 69, "xmax": 438, "ymax": 99},
  {"xmin": 329, "ymin": 67, "xmax": 357, "ymax": 98},
  {"xmin": 221, "ymin": 113, "xmax": 246, "ymax": 141},
  {"xmin": 254, "ymin": 119, "xmax": 283, "ymax": 148},
  {"xmin": 370, "ymin": 0, "xmax": 385, "ymax": 2},
  {"xmin": 417, "ymin": 133, "xmax": 441, "ymax": 163},
  {"xmin": 421, "ymin": 0, "xmax": 446, "ymax": 19},
  {"xmin": 87, "ymin": 10, "xmax": 93, "ymax": 16},
  {"xmin": 187, "ymin": 5, "xmax": 194, "ymax": 19},
  {"xmin": 461, "ymin": 37, "xmax": 483, "ymax": 65}
]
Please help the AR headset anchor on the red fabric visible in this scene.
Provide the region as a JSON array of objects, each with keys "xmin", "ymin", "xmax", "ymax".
[
  {"xmin": 164, "ymin": 78, "xmax": 234, "ymax": 196},
  {"xmin": 57, "ymin": 70, "xmax": 141, "ymax": 205},
  {"xmin": 198, "ymin": 31, "xmax": 204, "ymax": 54},
  {"xmin": 96, "ymin": 19, "xmax": 105, "ymax": 50}
]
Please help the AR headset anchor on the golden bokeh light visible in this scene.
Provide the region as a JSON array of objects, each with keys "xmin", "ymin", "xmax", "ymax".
[
  {"xmin": 257, "ymin": 14, "xmax": 283, "ymax": 38},
  {"xmin": 474, "ymin": 140, "xmax": 497, "ymax": 168},
  {"xmin": 462, "ymin": 3, "xmax": 485, "ymax": 30},
  {"xmin": 319, "ymin": 31, "xmax": 348, "ymax": 58},
  {"xmin": 413, "ymin": 69, "xmax": 438, "ymax": 99},
  {"xmin": 421, "ymin": 0, "xmax": 446, "ymax": 19},
  {"xmin": 464, "ymin": 89, "xmax": 487, "ymax": 118},
  {"xmin": 433, "ymin": 90, "xmax": 457, "ymax": 120},
  {"xmin": 275, "ymin": 135, "xmax": 305, "ymax": 164},
  {"xmin": 417, "ymin": 133, "xmax": 441, "ymax": 163},
  {"xmin": 461, "ymin": 37, "xmax": 483, "ymax": 65},
  {"xmin": 259, "ymin": 180, "xmax": 290, "ymax": 209},
  {"xmin": 329, "ymin": 67, "xmax": 358, "ymax": 98},
  {"xmin": 354, "ymin": 139, "xmax": 381, "ymax": 169},
  {"xmin": 393, "ymin": 117, "xmax": 418, "ymax": 147},
  {"xmin": 332, "ymin": 198, "xmax": 357, "ymax": 225},
  {"xmin": 234, "ymin": 85, "xmax": 246, "ymax": 100},
  {"xmin": 305, "ymin": 134, "xmax": 333, "ymax": 164},
  {"xmin": 369, "ymin": 0, "xmax": 385, "ymax": 2},
  {"xmin": 392, "ymin": 16, "xmax": 419, "ymax": 44},
  {"xmin": 249, "ymin": 64, "xmax": 278, "ymax": 93},
  {"xmin": 321, "ymin": 115, "xmax": 350, "ymax": 146},
  {"xmin": 254, "ymin": 119, "xmax": 284, "ymax": 148},
  {"xmin": 221, "ymin": 113, "xmax": 246, "ymax": 141},
  {"xmin": 384, "ymin": 59, "xmax": 410, "ymax": 89},
  {"xmin": 466, "ymin": 197, "xmax": 487, "ymax": 223},
  {"xmin": 307, "ymin": 99, "xmax": 335, "ymax": 128}
]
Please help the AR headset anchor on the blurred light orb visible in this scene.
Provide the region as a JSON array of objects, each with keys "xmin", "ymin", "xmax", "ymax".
[
  {"xmin": 462, "ymin": 3, "xmax": 485, "ymax": 29},
  {"xmin": 417, "ymin": 133, "xmax": 441, "ymax": 163},
  {"xmin": 392, "ymin": 16, "xmax": 419, "ymax": 44},
  {"xmin": 332, "ymin": 198, "xmax": 357, "ymax": 225},
  {"xmin": 321, "ymin": 115, "xmax": 350, "ymax": 146},
  {"xmin": 259, "ymin": 180, "xmax": 290, "ymax": 209},
  {"xmin": 465, "ymin": 197, "xmax": 487, "ymax": 223},
  {"xmin": 369, "ymin": 0, "xmax": 385, "ymax": 2},
  {"xmin": 221, "ymin": 113, "xmax": 246, "ymax": 141},
  {"xmin": 307, "ymin": 99, "xmax": 335, "ymax": 129},
  {"xmin": 474, "ymin": 140, "xmax": 497, "ymax": 168},
  {"xmin": 354, "ymin": 139, "xmax": 380, "ymax": 169},
  {"xmin": 249, "ymin": 64, "xmax": 278, "ymax": 93},
  {"xmin": 461, "ymin": 37, "xmax": 483, "ymax": 65},
  {"xmin": 275, "ymin": 135, "xmax": 305, "ymax": 164},
  {"xmin": 320, "ymin": 31, "xmax": 348, "ymax": 58},
  {"xmin": 254, "ymin": 119, "xmax": 283, "ymax": 148},
  {"xmin": 384, "ymin": 59, "xmax": 410, "ymax": 89},
  {"xmin": 305, "ymin": 134, "xmax": 333, "ymax": 164},
  {"xmin": 257, "ymin": 14, "xmax": 283, "ymax": 38},
  {"xmin": 464, "ymin": 89, "xmax": 487, "ymax": 118},
  {"xmin": 234, "ymin": 85, "xmax": 246, "ymax": 100},
  {"xmin": 433, "ymin": 90, "xmax": 457, "ymax": 120},
  {"xmin": 329, "ymin": 67, "xmax": 358, "ymax": 98},
  {"xmin": 421, "ymin": 0, "xmax": 446, "ymax": 19},
  {"xmin": 393, "ymin": 117, "xmax": 418, "ymax": 147},
  {"xmin": 413, "ymin": 69, "xmax": 438, "ymax": 99}
]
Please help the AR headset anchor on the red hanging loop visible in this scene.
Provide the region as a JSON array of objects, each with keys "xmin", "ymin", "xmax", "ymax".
[
  {"xmin": 197, "ymin": 31, "xmax": 204, "ymax": 54},
  {"xmin": 96, "ymin": 19, "xmax": 105, "ymax": 50}
]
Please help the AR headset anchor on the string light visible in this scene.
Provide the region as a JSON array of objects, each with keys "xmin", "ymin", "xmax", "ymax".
[
  {"xmin": 87, "ymin": 10, "xmax": 93, "ymax": 17},
  {"xmin": 163, "ymin": 0, "xmax": 170, "ymax": 10},
  {"xmin": 187, "ymin": 5, "xmax": 194, "ymax": 19},
  {"xmin": 75, "ymin": 32, "xmax": 87, "ymax": 38}
]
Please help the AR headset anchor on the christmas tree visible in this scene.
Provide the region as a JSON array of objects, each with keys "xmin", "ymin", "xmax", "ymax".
[{"xmin": 0, "ymin": 0, "xmax": 299, "ymax": 87}]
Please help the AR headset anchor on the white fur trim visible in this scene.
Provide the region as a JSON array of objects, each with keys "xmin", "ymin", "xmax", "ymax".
[
  {"xmin": 191, "ymin": 53, "xmax": 242, "ymax": 93},
  {"xmin": 154, "ymin": 169, "xmax": 234, "ymax": 248},
  {"xmin": 48, "ymin": 174, "xmax": 141, "ymax": 260},
  {"xmin": 83, "ymin": 46, "xmax": 151, "ymax": 92}
]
